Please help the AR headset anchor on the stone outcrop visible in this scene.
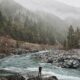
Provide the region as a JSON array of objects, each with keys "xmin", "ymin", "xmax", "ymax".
[
  {"xmin": 32, "ymin": 49, "xmax": 80, "ymax": 69},
  {"xmin": 59, "ymin": 58, "xmax": 80, "ymax": 68},
  {"xmin": 27, "ymin": 76, "xmax": 58, "ymax": 80},
  {"xmin": 0, "ymin": 70, "xmax": 25, "ymax": 80}
]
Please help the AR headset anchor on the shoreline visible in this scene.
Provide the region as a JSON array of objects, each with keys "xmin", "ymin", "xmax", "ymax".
[{"xmin": 0, "ymin": 36, "xmax": 80, "ymax": 69}]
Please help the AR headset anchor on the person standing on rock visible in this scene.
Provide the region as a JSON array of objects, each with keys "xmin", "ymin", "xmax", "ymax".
[{"xmin": 38, "ymin": 66, "xmax": 42, "ymax": 77}]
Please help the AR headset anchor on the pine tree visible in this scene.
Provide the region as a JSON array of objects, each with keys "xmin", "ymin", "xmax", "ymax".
[
  {"xmin": 67, "ymin": 25, "xmax": 75, "ymax": 49},
  {"xmin": 74, "ymin": 27, "xmax": 80, "ymax": 48}
]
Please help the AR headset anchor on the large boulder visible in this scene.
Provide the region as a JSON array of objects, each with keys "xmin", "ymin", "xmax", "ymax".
[
  {"xmin": 0, "ymin": 70, "xmax": 25, "ymax": 80},
  {"xmin": 27, "ymin": 76, "xmax": 58, "ymax": 80},
  {"xmin": 60, "ymin": 59, "xmax": 80, "ymax": 69},
  {"xmin": 26, "ymin": 71, "xmax": 58, "ymax": 80},
  {"xmin": 44, "ymin": 76, "xmax": 58, "ymax": 80}
]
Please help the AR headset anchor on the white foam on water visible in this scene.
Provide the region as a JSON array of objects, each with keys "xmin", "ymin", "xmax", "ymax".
[
  {"xmin": 1, "ymin": 67, "xmax": 80, "ymax": 80},
  {"xmin": 38, "ymin": 63, "xmax": 47, "ymax": 67},
  {"xmin": 26, "ymin": 67, "xmax": 38, "ymax": 71},
  {"xmin": 42, "ymin": 71, "xmax": 80, "ymax": 80},
  {"xmin": 38, "ymin": 50, "xmax": 49, "ymax": 53},
  {"xmin": 3, "ymin": 67, "xmax": 23, "ymax": 73},
  {"xmin": 26, "ymin": 67, "xmax": 80, "ymax": 80}
]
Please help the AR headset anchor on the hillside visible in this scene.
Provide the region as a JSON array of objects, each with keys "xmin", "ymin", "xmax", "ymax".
[{"xmin": 0, "ymin": 0, "xmax": 68, "ymax": 44}]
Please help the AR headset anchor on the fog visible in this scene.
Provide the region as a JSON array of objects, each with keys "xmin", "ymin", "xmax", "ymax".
[
  {"xmin": 57, "ymin": 0, "xmax": 80, "ymax": 7},
  {"xmin": 14, "ymin": 0, "xmax": 80, "ymax": 19}
]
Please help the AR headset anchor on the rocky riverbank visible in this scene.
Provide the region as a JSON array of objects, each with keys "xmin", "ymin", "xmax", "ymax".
[
  {"xmin": 0, "ymin": 48, "xmax": 39, "ymax": 59},
  {"xmin": 0, "ymin": 36, "xmax": 55, "ymax": 59},
  {"xmin": 31, "ymin": 49, "xmax": 80, "ymax": 69},
  {"xmin": 0, "ymin": 70, "xmax": 58, "ymax": 80}
]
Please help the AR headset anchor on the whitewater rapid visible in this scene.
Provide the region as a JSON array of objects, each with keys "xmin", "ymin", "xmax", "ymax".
[{"xmin": 0, "ymin": 51, "xmax": 80, "ymax": 80}]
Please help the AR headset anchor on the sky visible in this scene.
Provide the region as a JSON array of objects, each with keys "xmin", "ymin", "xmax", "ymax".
[
  {"xmin": 15, "ymin": 0, "xmax": 80, "ymax": 8},
  {"xmin": 15, "ymin": 0, "xmax": 80, "ymax": 19},
  {"xmin": 57, "ymin": 0, "xmax": 80, "ymax": 7}
]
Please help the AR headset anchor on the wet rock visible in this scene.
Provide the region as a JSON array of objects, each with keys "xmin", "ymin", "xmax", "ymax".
[
  {"xmin": 0, "ymin": 75, "xmax": 25, "ymax": 80},
  {"xmin": 27, "ymin": 76, "xmax": 58, "ymax": 80},
  {"xmin": 62, "ymin": 59, "xmax": 80, "ymax": 69},
  {"xmin": 46, "ymin": 76, "xmax": 58, "ymax": 80},
  {"xmin": 31, "ymin": 49, "xmax": 80, "ymax": 69},
  {"xmin": 73, "ymin": 60, "xmax": 80, "ymax": 68},
  {"xmin": 47, "ymin": 59, "xmax": 53, "ymax": 64},
  {"xmin": 0, "ymin": 70, "xmax": 25, "ymax": 80},
  {"xmin": 0, "ymin": 54, "xmax": 6, "ymax": 59}
]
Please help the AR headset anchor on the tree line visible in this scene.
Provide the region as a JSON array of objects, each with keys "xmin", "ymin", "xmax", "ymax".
[
  {"xmin": 1, "ymin": 9, "xmax": 80, "ymax": 49},
  {"xmin": 64, "ymin": 25, "xmax": 80, "ymax": 50},
  {"xmin": 0, "ymin": 11, "xmax": 55, "ymax": 45}
]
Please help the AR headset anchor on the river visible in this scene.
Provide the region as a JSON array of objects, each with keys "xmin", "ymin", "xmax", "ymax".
[{"xmin": 0, "ymin": 51, "xmax": 80, "ymax": 80}]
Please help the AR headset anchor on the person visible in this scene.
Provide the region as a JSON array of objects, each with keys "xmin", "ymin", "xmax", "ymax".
[{"xmin": 38, "ymin": 66, "xmax": 42, "ymax": 77}]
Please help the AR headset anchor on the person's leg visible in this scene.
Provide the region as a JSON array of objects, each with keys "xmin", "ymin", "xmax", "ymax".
[
  {"xmin": 40, "ymin": 71, "xmax": 41, "ymax": 76},
  {"xmin": 38, "ymin": 71, "xmax": 40, "ymax": 77}
]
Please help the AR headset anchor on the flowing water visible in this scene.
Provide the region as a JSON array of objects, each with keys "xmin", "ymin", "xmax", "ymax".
[{"xmin": 0, "ymin": 51, "xmax": 80, "ymax": 80}]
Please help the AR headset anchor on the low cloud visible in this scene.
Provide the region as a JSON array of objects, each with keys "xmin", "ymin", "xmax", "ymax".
[{"xmin": 15, "ymin": 0, "xmax": 80, "ymax": 19}]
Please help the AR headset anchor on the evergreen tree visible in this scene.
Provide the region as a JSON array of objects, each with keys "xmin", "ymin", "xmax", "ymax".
[
  {"xmin": 74, "ymin": 27, "xmax": 80, "ymax": 48},
  {"xmin": 0, "ymin": 10, "xmax": 56, "ymax": 45},
  {"xmin": 67, "ymin": 25, "xmax": 75, "ymax": 49},
  {"xmin": 64, "ymin": 26, "xmax": 80, "ymax": 50}
]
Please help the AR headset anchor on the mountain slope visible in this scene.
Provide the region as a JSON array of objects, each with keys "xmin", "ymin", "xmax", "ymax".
[
  {"xmin": 0, "ymin": 0, "xmax": 68, "ymax": 43},
  {"xmin": 15, "ymin": 0, "xmax": 80, "ymax": 27},
  {"xmin": 15, "ymin": 0, "xmax": 80, "ymax": 19}
]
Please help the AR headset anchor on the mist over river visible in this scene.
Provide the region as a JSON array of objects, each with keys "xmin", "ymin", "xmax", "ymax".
[{"xmin": 0, "ymin": 51, "xmax": 80, "ymax": 80}]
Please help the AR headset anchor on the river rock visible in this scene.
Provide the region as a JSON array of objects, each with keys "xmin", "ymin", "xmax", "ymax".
[
  {"xmin": 47, "ymin": 58, "xmax": 53, "ymax": 64},
  {"xmin": 62, "ymin": 59, "xmax": 80, "ymax": 69},
  {"xmin": 0, "ymin": 54, "xmax": 6, "ymax": 59},
  {"xmin": 25, "ymin": 71, "xmax": 58, "ymax": 80},
  {"xmin": 31, "ymin": 49, "xmax": 80, "ymax": 69},
  {"xmin": 0, "ymin": 70, "xmax": 25, "ymax": 80},
  {"xmin": 27, "ymin": 76, "xmax": 58, "ymax": 80}
]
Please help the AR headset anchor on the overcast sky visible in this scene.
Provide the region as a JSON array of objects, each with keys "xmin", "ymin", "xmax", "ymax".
[
  {"xmin": 15, "ymin": 0, "xmax": 80, "ymax": 19},
  {"xmin": 57, "ymin": 0, "xmax": 80, "ymax": 7},
  {"xmin": 15, "ymin": 0, "xmax": 80, "ymax": 8}
]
